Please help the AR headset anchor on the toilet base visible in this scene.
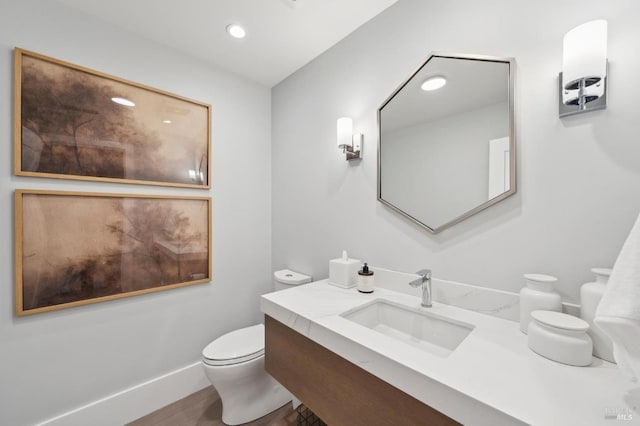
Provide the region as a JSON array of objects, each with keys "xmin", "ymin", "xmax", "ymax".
[{"xmin": 202, "ymin": 354, "xmax": 291, "ymax": 425}]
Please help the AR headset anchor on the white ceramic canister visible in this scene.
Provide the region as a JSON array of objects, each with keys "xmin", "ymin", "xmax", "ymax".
[
  {"xmin": 519, "ymin": 274, "xmax": 562, "ymax": 334},
  {"xmin": 580, "ymin": 268, "xmax": 614, "ymax": 362},
  {"xmin": 528, "ymin": 310, "xmax": 593, "ymax": 367}
]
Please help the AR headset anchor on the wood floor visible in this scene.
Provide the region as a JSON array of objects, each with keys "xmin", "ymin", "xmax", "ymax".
[{"xmin": 127, "ymin": 386, "xmax": 298, "ymax": 426}]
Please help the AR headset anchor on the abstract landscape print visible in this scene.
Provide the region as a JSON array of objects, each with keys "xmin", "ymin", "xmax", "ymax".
[
  {"xmin": 15, "ymin": 190, "xmax": 211, "ymax": 315},
  {"xmin": 15, "ymin": 48, "xmax": 210, "ymax": 188}
]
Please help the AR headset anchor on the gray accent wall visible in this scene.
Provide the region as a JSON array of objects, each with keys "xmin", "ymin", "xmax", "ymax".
[
  {"xmin": 272, "ymin": 0, "xmax": 640, "ymax": 302},
  {"xmin": 0, "ymin": 1, "xmax": 271, "ymax": 424}
]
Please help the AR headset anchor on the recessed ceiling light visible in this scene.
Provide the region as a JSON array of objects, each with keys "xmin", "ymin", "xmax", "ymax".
[
  {"xmin": 111, "ymin": 97, "xmax": 135, "ymax": 107},
  {"xmin": 421, "ymin": 76, "xmax": 447, "ymax": 91},
  {"xmin": 162, "ymin": 119, "xmax": 172, "ymax": 124},
  {"xmin": 226, "ymin": 24, "xmax": 246, "ymax": 39}
]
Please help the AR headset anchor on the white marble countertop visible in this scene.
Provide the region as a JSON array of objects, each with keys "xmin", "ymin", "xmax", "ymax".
[{"xmin": 261, "ymin": 280, "xmax": 640, "ymax": 426}]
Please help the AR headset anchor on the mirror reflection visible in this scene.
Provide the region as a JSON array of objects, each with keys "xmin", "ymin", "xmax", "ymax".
[{"xmin": 378, "ymin": 54, "xmax": 515, "ymax": 233}]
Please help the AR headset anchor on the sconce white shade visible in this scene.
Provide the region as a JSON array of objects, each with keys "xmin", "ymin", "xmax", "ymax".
[
  {"xmin": 562, "ymin": 20, "xmax": 607, "ymax": 90},
  {"xmin": 337, "ymin": 117, "xmax": 353, "ymax": 149}
]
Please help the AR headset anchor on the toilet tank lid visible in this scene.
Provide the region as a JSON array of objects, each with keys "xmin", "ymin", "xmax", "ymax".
[
  {"xmin": 202, "ymin": 324, "xmax": 264, "ymax": 361},
  {"xmin": 274, "ymin": 269, "xmax": 312, "ymax": 285}
]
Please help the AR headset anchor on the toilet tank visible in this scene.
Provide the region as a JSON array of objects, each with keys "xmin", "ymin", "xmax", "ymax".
[{"xmin": 273, "ymin": 269, "xmax": 312, "ymax": 291}]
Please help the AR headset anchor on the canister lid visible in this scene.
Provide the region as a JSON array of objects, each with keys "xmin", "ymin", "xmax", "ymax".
[
  {"xmin": 531, "ymin": 310, "xmax": 589, "ymax": 332},
  {"xmin": 274, "ymin": 269, "xmax": 312, "ymax": 285},
  {"xmin": 524, "ymin": 274, "xmax": 558, "ymax": 283},
  {"xmin": 591, "ymin": 268, "xmax": 612, "ymax": 277}
]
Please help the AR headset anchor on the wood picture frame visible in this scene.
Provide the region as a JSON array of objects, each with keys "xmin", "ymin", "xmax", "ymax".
[
  {"xmin": 15, "ymin": 190, "xmax": 212, "ymax": 315},
  {"xmin": 14, "ymin": 48, "xmax": 211, "ymax": 188}
]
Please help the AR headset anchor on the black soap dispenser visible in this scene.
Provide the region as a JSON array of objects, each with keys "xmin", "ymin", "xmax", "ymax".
[{"xmin": 357, "ymin": 263, "xmax": 374, "ymax": 293}]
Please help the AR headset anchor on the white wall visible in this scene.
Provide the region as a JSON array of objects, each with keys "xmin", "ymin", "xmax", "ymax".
[
  {"xmin": 0, "ymin": 1, "xmax": 272, "ymax": 425},
  {"xmin": 272, "ymin": 0, "xmax": 640, "ymax": 302}
]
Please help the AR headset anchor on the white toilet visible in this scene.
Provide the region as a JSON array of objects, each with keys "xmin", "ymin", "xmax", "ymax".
[{"xmin": 201, "ymin": 269, "xmax": 312, "ymax": 425}]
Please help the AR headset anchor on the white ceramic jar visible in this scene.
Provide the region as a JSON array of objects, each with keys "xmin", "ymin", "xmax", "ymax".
[
  {"xmin": 528, "ymin": 310, "xmax": 593, "ymax": 366},
  {"xmin": 519, "ymin": 274, "xmax": 562, "ymax": 334},
  {"xmin": 580, "ymin": 268, "xmax": 614, "ymax": 362}
]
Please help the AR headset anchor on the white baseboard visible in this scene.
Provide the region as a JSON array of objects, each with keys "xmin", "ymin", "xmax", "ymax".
[{"xmin": 36, "ymin": 362, "xmax": 209, "ymax": 426}]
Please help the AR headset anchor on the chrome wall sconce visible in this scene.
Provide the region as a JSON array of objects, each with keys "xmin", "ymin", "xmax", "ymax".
[
  {"xmin": 559, "ymin": 20, "xmax": 608, "ymax": 117},
  {"xmin": 337, "ymin": 117, "xmax": 362, "ymax": 161}
]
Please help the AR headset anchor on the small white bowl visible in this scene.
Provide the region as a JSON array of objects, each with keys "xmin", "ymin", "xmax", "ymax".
[{"xmin": 528, "ymin": 310, "xmax": 593, "ymax": 366}]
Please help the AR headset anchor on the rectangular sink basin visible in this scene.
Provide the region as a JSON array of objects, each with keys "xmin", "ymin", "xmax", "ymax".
[{"xmin": 341, "ymin": 300, "xmax": 474, "ymax": 357}]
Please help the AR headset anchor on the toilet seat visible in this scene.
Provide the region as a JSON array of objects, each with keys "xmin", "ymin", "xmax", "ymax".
[{"xmin": 202, "ymin": 324, "xmax": 265, "ymax": 366}]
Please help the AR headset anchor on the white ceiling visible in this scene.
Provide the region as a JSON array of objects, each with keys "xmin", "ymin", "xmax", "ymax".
[{"xmin": 56, "ymin": 0, "xmax": 398, "ymax": 87}]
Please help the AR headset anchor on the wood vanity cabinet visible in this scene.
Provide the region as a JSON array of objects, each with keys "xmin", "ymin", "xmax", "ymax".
[{"xmin": 264, "ymin": 315, "xmax": 460, "ymax": 426}]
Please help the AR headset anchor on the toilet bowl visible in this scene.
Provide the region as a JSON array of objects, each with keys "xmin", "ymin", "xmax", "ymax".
[
  {"xmin": 201, "ymin": 269, "xmax": 312, "ymax": 425},
  {"xmin": 202, "ymin": 324, "xmax": 289, "ymax": 425}
]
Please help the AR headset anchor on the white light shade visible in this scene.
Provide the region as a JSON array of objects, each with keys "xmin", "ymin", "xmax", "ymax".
[
  {"xmin": 337, "ymin": 117, "xmax": 352, "ymax": 149},
  {"xmin": 562, "ymin": 20, "xmax": 607, "ymax": 89}
]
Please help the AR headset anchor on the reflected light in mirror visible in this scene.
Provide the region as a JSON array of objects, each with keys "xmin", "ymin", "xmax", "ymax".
[
  {"xmin": 420, "ymin": 76, "xmax": 447, "ymax": 91},
  {"xmin": 226, "ymin": 24, "xmax": 246, "ymax": 39},
  {"xmin": 111, "ymin": 97, "xmax": 135, "ymax": 107}
]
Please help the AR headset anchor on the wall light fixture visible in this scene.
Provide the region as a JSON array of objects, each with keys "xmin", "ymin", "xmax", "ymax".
[
  {"xmin": 559, "ymin": 20, "xmax": 608, "ymax": 117},
  {"xmin": 337, "ymin": 117, "xmax": 362, "ymax": 161}
]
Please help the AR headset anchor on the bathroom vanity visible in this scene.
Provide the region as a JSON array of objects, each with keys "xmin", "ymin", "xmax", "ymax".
[
  {"xmin": 265, "ymin": 315, "xmax": 457, "ymax": 425},
  {"xmin": 261, "ymin": 280, "xmax": 639, "ymax": 425}
]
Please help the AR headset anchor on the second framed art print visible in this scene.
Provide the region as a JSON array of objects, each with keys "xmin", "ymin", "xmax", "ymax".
[{"xmin": 15, "ymin": 190, "xmax": 212, "ymax": 315}]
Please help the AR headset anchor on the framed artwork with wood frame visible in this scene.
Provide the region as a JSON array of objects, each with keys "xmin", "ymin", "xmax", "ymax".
[
  {"xmin": 14, "ymin": 48, "xmax": 211, "ymax": 188},
  {"xmin": 15, "ymin": 190, "xmax": 212, "ymax": 315}
]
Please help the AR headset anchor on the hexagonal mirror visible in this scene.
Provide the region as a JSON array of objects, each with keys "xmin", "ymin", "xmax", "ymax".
[{"xmin": 377, "ymin": 53, "xmax": 516, "ymax": 233}]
